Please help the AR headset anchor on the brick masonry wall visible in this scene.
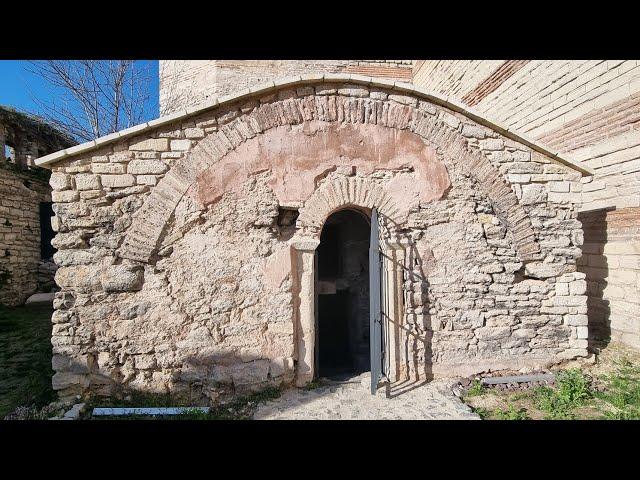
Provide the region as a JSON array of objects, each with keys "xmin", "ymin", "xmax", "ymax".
[
  {"xmin": 412, "ymin": 60, "xmax": 640, "ymax": 350},
  {"xmin": 44, "ymin": 80, "xmax": 587, "ymax": 402},
  {"xmin": 0, "ymin": 165, "xmax": 53, "ymax": 306},
  {"xmin": 578, "ymin": 207, "xmax": 640, "ymax": 349},
  {"xmin": 159, "ymin": 60, "xmax": 413, "ymax": 115},
  {"xmin": 412, "ymin": 60, "xmax": 505, "ymax": 99}
]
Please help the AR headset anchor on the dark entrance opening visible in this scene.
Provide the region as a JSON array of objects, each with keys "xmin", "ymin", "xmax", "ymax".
[
  {"xmin": 316, "ymin": 209, "xmax": 370, "ymax": 379},
  {"xmin": 39, "ymin": 202, "xmax": 56, "ymax": 260}
]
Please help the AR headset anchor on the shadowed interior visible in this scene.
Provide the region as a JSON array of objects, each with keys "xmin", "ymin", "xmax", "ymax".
[{"xmin": 316, "ymin": 209, "xmax": 371, "ymax": 379}]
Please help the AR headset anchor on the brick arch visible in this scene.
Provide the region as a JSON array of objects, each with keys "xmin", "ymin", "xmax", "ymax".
[
  {"xmin": 296, "ymin": 176, "xmax": 404, "ymax": 237},
  {"xmin": 119, "ymin": 82, "xmax": 541, "ymax": 264}
]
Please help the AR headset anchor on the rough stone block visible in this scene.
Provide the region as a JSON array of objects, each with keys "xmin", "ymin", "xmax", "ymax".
[
  {"xmin": 127, "ymin": 160, "xmax": 168, "ymax": 175},
  {"xmin": 520, "ymin": 184, "xmax": 547, "ymax": 205},
  {"xmin": 75, "ymin": 174, "xmax": 101, "ymax": 191},
  {"xmin": 92, "ymin": 163, "xmax": 127, "ymax": 174},
  {"xmin": 170, "ymin": 139, "xmax": 192, "ymax": 151},
  {"xmin": 525, "ymin": 262, "xmax": 567, "ymax": 278},
  {"xmin": 100, "ymin": 264, "xmax": 144, "ymax": 292},
  {"xmin": 565, "ymin": 314, "xmax": 588, "ymax": 326},
  {"xmin": 52, "ymin": 190, "xmax": 79, "ymax": 203},
  {"xmin": 184, "ymin": 128, "xmax": 205, "ymax": 139},
  {"xmin": 129, "ymin": 138, "xmax": 169, "ymax": 151},
  {"xmin": 569, "ymin": 280, "xmax": 587, "ymax": 295},
  {"xmin": 50, "ymin": 173, "xmax": 72, "ymax": 191},
  {"xmin": 556, "ymin": 282, "xmax": 569, "ymax": 296},
  {"xmin": 101, "ymin": 174, "xmax": 136, "ymax": 188}
]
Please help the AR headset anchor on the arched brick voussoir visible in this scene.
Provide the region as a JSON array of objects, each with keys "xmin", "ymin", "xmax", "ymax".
[
  {"xmin": 119, "ymin": 82, "xmax": 542, "ymax": 264},
  {"xmin": 296, "ymin": 176, "xmax": 403, "ymax": 235}
]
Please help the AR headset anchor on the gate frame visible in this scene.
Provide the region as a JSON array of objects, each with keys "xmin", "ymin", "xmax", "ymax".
[{"xmin": 291, "ymin": 219, "xmax": 405, "ymax": 388}]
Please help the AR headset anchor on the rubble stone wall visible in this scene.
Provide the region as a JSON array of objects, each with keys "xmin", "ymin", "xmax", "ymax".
[
  {"xmin": 0, "ymin": 165, "xmax": 53, "ymax": 306},
  {"xmin": 46, "ymin": 79, "xmax": 587, "ymax": 402}
]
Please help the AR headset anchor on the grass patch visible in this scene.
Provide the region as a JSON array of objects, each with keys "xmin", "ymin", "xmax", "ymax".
[
  {"xmin": 494, "ymin": 404, "xmax": 530, "ymax": 420},
  {"xmin": 463, "ymin": 359, "xmax": 640, "ymax": 420},
  {"xmin": 471, "ymin": 406, "xmax": 490, "ymax": 419},
  {"xmin": 0, "ymin": 303, "xmax": 55, "ymax": 418},
  {"xmin": 463, "ymin": 379, "xmax": 484, "ymax": 398},
  {"xmin": 594, "ymin": 359, "xmax": 640, "ymax": 419},
  {"xmin": 533, "ymin": 369, "xmax": 593, "ymax": 419}
]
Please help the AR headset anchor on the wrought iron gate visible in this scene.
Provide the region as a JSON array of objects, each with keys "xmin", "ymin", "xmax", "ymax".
[{"xmin": 369, "ymin": 208, "xmax": 383, "ymax": 394}]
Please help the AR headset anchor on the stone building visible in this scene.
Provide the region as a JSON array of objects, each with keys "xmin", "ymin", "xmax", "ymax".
[
  {"xmin": 0, "ymin": 106, "xmax": 74, "ymax": 306},
  {"xmin": 36, "ymin": 64, "xmax": 595, "ymax": 403},
  {"xmin": 412, "ymin": 60, "xmax": 640, "ymax": 349}
]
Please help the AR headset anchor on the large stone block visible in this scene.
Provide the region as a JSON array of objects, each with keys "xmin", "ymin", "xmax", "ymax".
[
  {"xmin": 525, "ymin": 262, "xmax": 568, "ymax": 278},
  {"xmin": 129, "ymin": 138, "xmax": 169, "ymax": 151},
  {"xmin": 75, "ymin": 174, "xmax": 101, "ymax": 191},
  {"xmin": 101, "ymin": 174, "xmax": 136, "ymax": 188},
  {"xmin": 55, "ymin": 265, "xmax": 102, "ymax": 292},
  {"xmin": 50, "ymin": 173, "xmax": 72, "ymax": 191},
  {"xmin": 52, "ymin": 190, "xmax": 80, "ymax": 203},
  {"xmin": 127, "ymin": 160, "xmax": 168, "ymax": 175},
  {"xmin": 100, "ymin": 264, "xmax": 144, "ymax": 292},
  {"xmin": 520, "ymin": 184, "xmax": 547, "ymax": 205},
  {"xmin": 92, "ymin": 163, "xmax": 126, "ymax": 174}
]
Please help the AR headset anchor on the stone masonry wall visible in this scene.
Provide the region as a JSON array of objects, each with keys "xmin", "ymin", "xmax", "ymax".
[
  {"xmin": 0, "ymin": 164, "xmax": 53, "ymax": 306},
  {"xmin": 160, "ymin": 60, "xmax": 413, "ymax": 115},
  {"xmin": 46, "ymin": 79, "xmax": 587, "ymax": 402}
]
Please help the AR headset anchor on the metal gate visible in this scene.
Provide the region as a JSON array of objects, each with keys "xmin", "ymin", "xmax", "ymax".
[{"xmin": 369, "ymin": 208, "xmax": 383, "ymax": 394}]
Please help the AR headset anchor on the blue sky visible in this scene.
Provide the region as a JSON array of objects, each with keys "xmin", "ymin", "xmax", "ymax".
[{"xmin": 0, "ymin": 60, "xmax": 160, "ymax": 123}]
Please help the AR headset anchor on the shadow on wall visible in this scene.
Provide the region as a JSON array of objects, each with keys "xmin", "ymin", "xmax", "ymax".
[
  {"xmin": 54, "ymin": 353, "xmax": 362, "ymax": 416},
  {"xmin": 378, "ymin": 214, "xmax": 433, "ymax": 398},
  {"xmin": 578, "ymin": 209, "xmax": 611, "ymax": 351},
  {"xmin": 55, "ymin": 352, "xmax": 296, "ymax": 406}
]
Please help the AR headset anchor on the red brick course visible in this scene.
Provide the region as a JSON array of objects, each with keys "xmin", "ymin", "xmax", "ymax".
[{"xmin": 460, "ymin": 60, "xmax": 530, "ymax": 107}]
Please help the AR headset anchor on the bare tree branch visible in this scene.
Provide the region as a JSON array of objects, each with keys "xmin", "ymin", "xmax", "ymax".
[{"xmin": 26, "ymin": 60, "xmax": 155, "ymax": 143}]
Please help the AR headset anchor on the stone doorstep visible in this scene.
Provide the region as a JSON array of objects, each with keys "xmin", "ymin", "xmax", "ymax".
[{"xmin": 91, "ymin": 407, "xmax": 210, "ymax": 417}]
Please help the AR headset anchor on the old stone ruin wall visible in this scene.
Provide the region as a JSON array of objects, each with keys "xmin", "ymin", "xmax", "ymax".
[
  {"xmin": 0, "ymin": 164, "xmax": 55, "ymax": 306},
  {"xmin": 44, "ymin": 79, "xmax": 587, "ymax": 403},
  {"xmin": 0, "ymin": 109, "xmax": 75, "ymax": 306}
]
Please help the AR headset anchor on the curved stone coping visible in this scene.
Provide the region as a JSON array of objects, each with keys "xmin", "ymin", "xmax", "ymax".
[{"xmin": 34, "ymin": 74, "xmax": 593, "ymax": 176}]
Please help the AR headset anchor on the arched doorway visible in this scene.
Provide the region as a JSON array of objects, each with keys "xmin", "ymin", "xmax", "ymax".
[{"xmin": 315, "ymin": 208, "xmax": 371, "ymax": 379}]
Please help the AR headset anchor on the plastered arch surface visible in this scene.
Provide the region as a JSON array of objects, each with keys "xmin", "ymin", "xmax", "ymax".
[{"xmin": 119, "ymin": 81, "xmax": 541, "ymax": 263}]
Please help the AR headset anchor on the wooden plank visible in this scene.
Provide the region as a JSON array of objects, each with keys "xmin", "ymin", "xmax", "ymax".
[
  {"xmin": 480, "ymin": 374, "xmax": 555, "ymax": 386},
  {"xmin": 92, "ymin": 407, "xmax": 210, "ymax": 417}
]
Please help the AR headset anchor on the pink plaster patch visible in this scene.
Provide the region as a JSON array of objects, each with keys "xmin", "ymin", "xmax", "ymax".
[
  {"xmin": 263, "ymin": 244, "xmax": 292, "ymax": 290},
  {"xmin": 193, "ymin": 121, "xmax": 450, "ymax": 208}
]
